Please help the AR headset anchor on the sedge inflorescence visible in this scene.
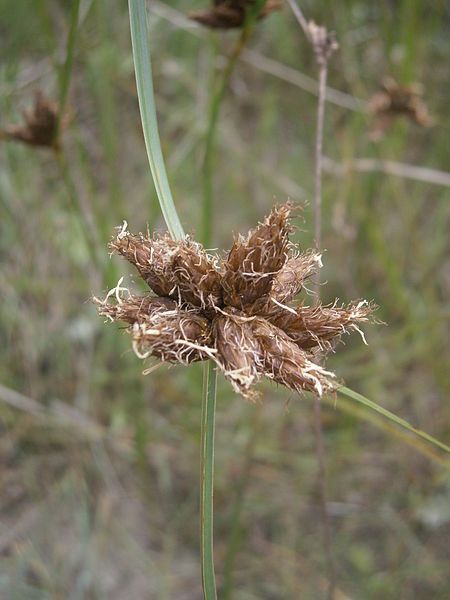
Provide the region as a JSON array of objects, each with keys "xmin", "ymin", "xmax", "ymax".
[
  {"xmin": 95, "ymin": 203, "xmax": 374, "ymax": 400},
  {"xmin": 1, "ymin": 90, "xmax": 62, "ymax": 150},
  {"xmin": 189, "ymin": 0, "xmax": 283, "ymax": 30}
]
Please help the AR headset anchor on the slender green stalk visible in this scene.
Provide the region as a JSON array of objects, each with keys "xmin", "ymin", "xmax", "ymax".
[
  {"xmin": 222, "ymin": 408, "xmax": 261, "ymax": 600},
  {"xmin": 321, "ymin": 393, "xmax": 449, "ymax": 467},
  {"xmin": 128, "ymin": 2, "xmax": 218, "ymax": 598},
  {"xmin": 128, "ymin": 0, "xmax": 184, "ymax": 241},
  {"xmin": 311, "ymin": 58, "xmax": 336, "ymax": 600},
  {"xmin": 201, "ymin": 361, "xmax": 218, "ymax": 600},
  {"xmin": 201, "ymin": 0, "xmax": 268, "ymax": 247},
  {"xmin": 57, "ymin": 0, "xmax": 81, "ymax": 137},
  {"xmin": 287, "ymin": 1, "xmax": 337, "ymax": 594},
  {"xmin": 199, "ymin": 6, "xmax": 269, "ymax": 597},
  {"xmin": 338, "ymin": 385, "xmax": 450, "ymax": 455}
]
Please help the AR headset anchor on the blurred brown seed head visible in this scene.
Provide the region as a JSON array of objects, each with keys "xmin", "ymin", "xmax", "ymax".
[
  {"xmin": 96, "ymin": 203, "xmax": 375, "ymax": 399},
  {"xmin": 368, "ymin": 77, "xmax": 433, "ymax": 139},
  {"xmin": 1, "ymin": 90, "xmax": 64, "ymax": 150},
  {"xmin": 189, "ymin": 0, "xmax": 283, "ymax": 30}
]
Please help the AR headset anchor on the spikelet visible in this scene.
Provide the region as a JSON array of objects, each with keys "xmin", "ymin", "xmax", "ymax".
[
  {"xmin": 222, "ymin": 203, "xmax": 293, "ymax": 308},
  {"xmin": 95, "ymin": 288, "xmax": 214, "ymax": 364},
  {"xmin": 111, "ymin": 228, "xmax": 222, "ymax": 309},
  {"xmin": 212, "ymin": 309, "xmax": 261, "ymax": 400},
  {"xmin": 264, "ymin": 300, "xmax": 374, "ymax": 351},
  {"xmin": 252, "ymin": 318, "xmax": 335, "ymax": 396},
  {"xmin": 270, "ymin": 250, "xmax": 322, "ymax": 304}
]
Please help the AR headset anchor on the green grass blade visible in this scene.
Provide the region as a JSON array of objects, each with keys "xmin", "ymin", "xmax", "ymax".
[
  {"xmin": 57, "ymin": 0, "xmax": 81, "ymax": 136},
  {"xmin": 128, "ymin": 0, "xmax": 185, "ymax": 241},
  {"xmin": 200, "ymin": 361, "xmax": 218, "ymax": 600},
  {"xmin": 338, "ymin": 385, "xmax": 450, "ymax": 455}
]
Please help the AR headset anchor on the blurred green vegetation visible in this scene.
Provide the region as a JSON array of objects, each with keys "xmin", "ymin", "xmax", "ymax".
[{"xmin": 1, "ymin": 1, "xmax": 449, "ymax": 598}]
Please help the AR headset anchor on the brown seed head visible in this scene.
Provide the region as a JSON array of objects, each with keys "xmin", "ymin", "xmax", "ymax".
[
  {"xmin": 189, "ymin": 0, "xmax": 282, "ymax": 29},
  {"xmin": 130, "ymin": 310, "xmax": 214, "ymax": 364},
  {"xmin": 96, "ymin": 202, "xmax": 375, "ymax": 399},
  {"xmin": 1, "ymin": 90, "xmax": 63, "ymax": 149},
  {"xmin": 368, "ymin": 77, "xmax": 433, "ymax": 138}
]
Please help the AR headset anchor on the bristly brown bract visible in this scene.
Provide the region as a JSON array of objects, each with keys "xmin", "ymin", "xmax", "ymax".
[
  {"xmin": 368, "ymin": 77, "xmax": 433, "ymax": 139},
  {"xmin": 0, "ymin": 90, "xmax": 65, "ymax": 150},
  {"xmin": 189, "ymin": 0, "xmax": 283, "ymax": 30},
  {"xmin": 95, "ymin": 204, "xmax": 375, "ymax": 400}
]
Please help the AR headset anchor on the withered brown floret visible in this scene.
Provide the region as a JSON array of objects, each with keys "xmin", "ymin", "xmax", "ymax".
[
  {"xmin": 97, "ymin": 293, "xmax": 177, "ymax": 324},
  {"xmin": 212, "ymin": 309, "xmax": 261, "ymax": 399},
  {"xmin": 252, "ymin": 318, "xmax": 335, "ymax": 396},
  {"xmin": 269, "ymin": 250, "xmax": 322, "ymax": 304},
  {"xmin": 96, "ymin": 203, "xmax": 375, "ymax": 399},
  {"xmin": 169, "ymin": 239, "xmax": 222, "ymax": 310},
  {"xmin": 130, "ymin": 311, "xmax": 213, "ymax": 364},
  {"xmin": 111, "ymin": 229, "xmax": 222, "ymax": 310},
  {"xmin": 222, "ymin": 203, "xmax": 293, "ymax": 309},
  {"xmin": 189, "ymin": 0, "xmax": 282, "ymax": 30},
  {"xmin": 264, "ymin": 300, "xmax": 373, "ymax": 351},
  {"xmin": 110, "ymin": 231, "xmax": 180, "ymax": 297},
  {"xmin": 96, "ymin": 290, "xmax": 213, "ymax": 364}
]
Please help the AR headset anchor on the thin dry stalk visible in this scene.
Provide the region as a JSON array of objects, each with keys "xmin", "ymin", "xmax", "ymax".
[{"xmin": 288, "ymin": 2, "xmax": 339, "ymax": 597}]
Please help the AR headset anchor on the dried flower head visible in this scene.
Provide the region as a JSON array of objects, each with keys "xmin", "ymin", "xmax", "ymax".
[
  {"xmin": 368, "ymin": 77, "xmax": 433, "ymax": 139},
  {"xmin": 189, "ymin": 0, "xmax": 283, "ymax": 30},
  {"xmin": 95, "ymin": 204, "xmax": 375, "ymax": 400},
  {"xmin": 306, "ymin": 21, "xmax": 338, "ymax": 65},
  {"xmin": 0, "ymin": 90, "xmax": 65, "ymax": 150}
]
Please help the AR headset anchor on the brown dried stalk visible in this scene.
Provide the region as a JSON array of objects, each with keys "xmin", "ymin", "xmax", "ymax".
[
  {"xmin": 95, "ymin": 203, "xmax": 374, "ymax": 400},
  {"xmin": 189, "ymin": 0, "xmax": 283, "ymax": 29}
]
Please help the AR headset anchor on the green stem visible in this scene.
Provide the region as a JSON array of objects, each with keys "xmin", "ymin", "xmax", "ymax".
[
  {"xmin": 338, "ymin": 385, "xmax": 450, "ymax": 455},
  {"xmin": 128, "ymin": 0, "xmax": 185, "ymax": 241},
  {"xmin": 201, "ymin": 361, "xmax": 218, "ymax": 600},
  {"xmin": 321, "ymin": 393, "xmax": 449, "ymax": 467},
  {"xmin": 201, "ymin": 0, "xmax": 268, "ymax": 247},
  {"xmin": 128, "ymin": 2, "xmax": 218, "ymax": 597}
]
